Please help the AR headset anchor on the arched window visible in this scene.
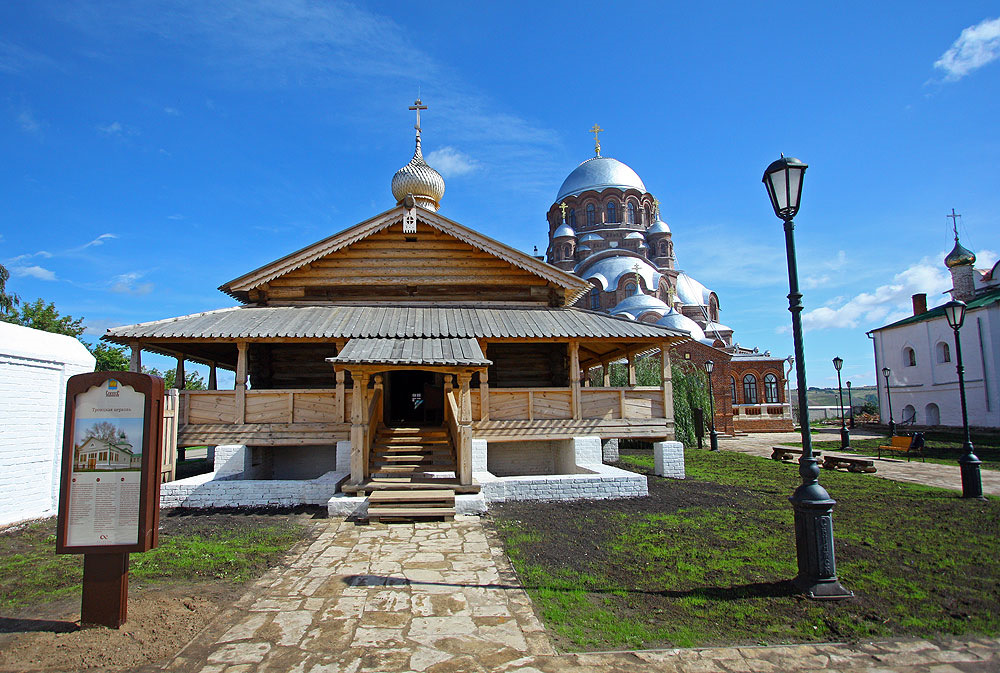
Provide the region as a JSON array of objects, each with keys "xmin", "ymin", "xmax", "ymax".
[
  {"xmin": 623, "ymin": 280, "xmax": 637, "ymax": 296},
  {"xmin": 606, "ymin": 201, "xmax": 617, "ymax": 223},
  {"xmin": 644, "ymin": 205, "xmax": 651, "ymax": 224},
  {"xmin": 936, "ymin": 342, "xmax": 951, "ymax": 363},
  {"xmin": 567, "ymin": 208, "xmax": 576, "ymax": 227},
  {"xmin": 730, "ymin": 376, "xmax": 737, "ymax": 403},
  {"xmin": 563, "ymin": 243, "xmax": 572, "ymax": 259},
  {"xmin": 764, "ymin": 373, "xmax": 779, "ymax": 403},
  {"xmin": 657, "ymin": 240, "xmax": 668, "ymax": 257},
  {"xmin": 589, "ymin": 287, "xmax": 600, "ymax": 310},
  {"xmin": 902, "ymin": 404, "xmax": 916, "ymax": 424},
  {"xmin": 904, "ymin": 347, "xmax": 916, "ymax": 367},
  {"xmin": 586, "ymin": 203, "xmax": 596, "ymax": 226},
  {"xmin": 743, "ymin": 374, "xmax": 758, "ymax": 404},
  {"xmin": 627, "ymin": 201, "xmax": 637, "ymax": 224},
  {"xmin": 925, "ymin": 403, "xmax": 940, "ymax": 426}
]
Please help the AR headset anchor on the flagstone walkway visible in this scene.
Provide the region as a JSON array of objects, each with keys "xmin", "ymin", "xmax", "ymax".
[
  {"xmin": 717, "ymin": 430, "xmax": 1000, "ymax": 496},
  {"xmin": 162, "ymin": 515, "xmax": 1000, "ymax": 673}
]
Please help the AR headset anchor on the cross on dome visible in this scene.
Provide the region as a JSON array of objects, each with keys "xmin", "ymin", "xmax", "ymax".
[
  {"xmin": 559, "ymin": 202, "xmax": 568, "ymax": 221},
  {"xmin": 409, "ymin": 98, "xmax": 427, "ymax": 133},
  {"xmin": 590, "ymin": 124, "xmax": 603, "ymax": 157},
  {"xmin": 947, "ymin": 208, "xmax": 961, "ymax": 239}
]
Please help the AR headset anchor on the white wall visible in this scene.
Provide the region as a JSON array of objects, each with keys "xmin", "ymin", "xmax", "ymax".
[
  {"xmin": 873, "ymin": 304, "xmax": 999, "ymax": 429},
  {"xmin": 0, "ymin": 323, "xmax": 95, "ymax": 527}
]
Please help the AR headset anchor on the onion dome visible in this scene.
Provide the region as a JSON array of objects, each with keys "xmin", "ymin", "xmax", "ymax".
[
  {"xmin": 655, "ymin": 308, "xmax": 706, "ymax": 341},
  {"xmin": 945, "ymin": 238, "xmax": 976, "ymax": 268},
  {"xmin": 675, "ymin": 272, "xmax": 713, "ymax": 306},
  {"xmin": 610, "ymin": 285, "xmax": 671, "ymax": 320},
  {"xmin": 554, "ymin": 223, "xmax": 576, "ymax": 238},
  {"xmin": 647, "ymin": 218, "xmax": 670, "ymax": 236},
  {"xmin": 624, "ymin": 231, "xmax": 645, "ymax": 240},
  {"xmin": 556, "ymin": 157, "xmax": 647, "ymax": 201},
  {"xmin": 391, "ymin": 132, "xmax": 445, "ymax": 212}
]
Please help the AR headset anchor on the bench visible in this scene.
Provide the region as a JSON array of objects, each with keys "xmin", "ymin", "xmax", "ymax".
[
  {"xmin": 771, "ymin": 447, "xmax": 822, "ymax": 462},
  {"xmin": 822, "ymin": 455, "xmax": 877, "ymax": 473},
  {"xmin": 877, "ymin": 433, "xmax": 925, "ymax": 462}
]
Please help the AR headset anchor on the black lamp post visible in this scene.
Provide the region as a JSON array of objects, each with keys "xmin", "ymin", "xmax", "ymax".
[
  {"xmin": 882, "ymin": 366, "xmax": 895, "ymax": 436},
  {"xmin": 705, "ymin": 360, "xmax": 719, "ymax": 451},
  {"xmin": 846, "ymin": 381, "xmax": 855, "ymax": 429},
  {"xmin": 763, "ymin": 155, "xmax": 851, "ymax": 599},
  {"xmin": 942, "ymin": 300, "xmax": 985, "ymax": 500},
  {"xmin": 833, "ymin": 357, "xmax": 850, "ymax": 450}
]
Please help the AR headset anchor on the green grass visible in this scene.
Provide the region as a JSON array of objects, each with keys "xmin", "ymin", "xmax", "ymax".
[
  {"xmin": 491, "ymin": 448, "xmax": 1000, "ymax": 650},
  {"xmin": 0, "ymin": 515, "xmax": 307, "ymax": 612},
  {"xmin": 781, "ymin": 432, "xmax": 1000, "ymax": 470}
]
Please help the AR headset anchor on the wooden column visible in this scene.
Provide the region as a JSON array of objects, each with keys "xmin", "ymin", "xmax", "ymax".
[
  {"xmin": 569, "ymin": 341, "xmax": 581, "ymax": 419},
  {"xmin": 479, "ymin": 368, "xmax": 490, "ymax": 421},
  {"xmin": 208, "ymin": 362, "xmax": 217, "ymax": 390},
  {"xmin": 335, "ymin": 370, "xmax": 346, "ymax": 423},
  {"xmin": 129, "ymin": 342, "xmax": 141, "ymax": 373},
  {"xmin": 627, "ymin": 352, "xmax": 637, "ymax": 387},
  {"xmin": 602, "ymin": 362, "xmax": 611, "ymax": 387},
  {"xmin": 660, "ymin": 343, "xmax": 674, "ymax": 424},
  {"xmin": 235, "ymin": 342, "xmax": 248, "ymax": 424},
  {"xmin": 349, "ymin": 370, "xmax": 368, "ymax": 485},
  {"xmin": 174, "ymin": 356, "xmax": 186, "ymax": 390},
  {"xmin": 456, "ymin": 372, "xmax": 473, "ymax": 486}
]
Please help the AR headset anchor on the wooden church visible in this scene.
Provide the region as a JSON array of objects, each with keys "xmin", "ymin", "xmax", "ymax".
[{"xmin": 105, "ymin": 105, "xmax": 689, "ymax": 517}]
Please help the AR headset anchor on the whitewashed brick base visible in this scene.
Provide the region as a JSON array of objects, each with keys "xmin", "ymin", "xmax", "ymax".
[
  {"xmin": 601, "ymin": 438, "xmax": 620, "ymax": 463},
  {"xmin": 214, "ymin": 444, "xmax": 247, "ymax": 479},
  {"xmin": 654, "ymin": 441, "xmax": 685, "ymax": 479},
  {"xmin": 477, "ymin": 463, "xmax": 648, "ymax": 503},
  {"xmin": 160, "ymin": 470, "xmax": 348, "ymax": 508},
  {"xmin": 336, "ymin": 440, "xmax": 351, "ymax": 473}
]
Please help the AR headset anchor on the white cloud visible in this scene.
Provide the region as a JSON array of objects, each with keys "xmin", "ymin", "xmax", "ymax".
[
  {"xmin": 0, "ymin": 40, "xmax": 56, "ymax": 74},
  {"xmin": 164, "ymin": 106, "xmax": 181, "ymax": 116},
  {"xmin": 17, "ymin": 108, "xmax": 40, "ymax": 133},
  {"xmin": 110, "ymin": 272, "xmax": 154, "ymax": 295},
  {"xmin": 426, "ymin": 146, "xmax": 478, "ymax": 177},
  {"xmin": 934, "ymin": 17, "xmax": 1000, "ymax": 81},
  {"xmin": 166, "ymin": 214, "xmax": 186, "ymax": 220},
  {"xmin": 81, "ymin": 233, "xmax": 118, "ymax": 248},
  {"xmin": 97, "ymin": 122, "xmax": 138, "ymax": 137},
  {"xmin": 12, "ymin": 265, "xmax": 57, "ymax": 281}
]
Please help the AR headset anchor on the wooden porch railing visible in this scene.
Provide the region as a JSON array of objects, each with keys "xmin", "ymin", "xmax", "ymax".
[
  {"xmin": 473, "ymin": 387, "xmax": 666, "ymax": 422},
  {"xmin": 161, "ymin": 389, "xmax": 179, "ymax": 483},
  {"xmin": 181, "ymin": 389, "xmax": 353, "ymax": 425}
]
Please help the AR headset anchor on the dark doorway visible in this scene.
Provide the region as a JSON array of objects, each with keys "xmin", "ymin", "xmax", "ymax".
[{"xmin": 386, "ymin": 371, "xmax": 443, "ymax": 426}]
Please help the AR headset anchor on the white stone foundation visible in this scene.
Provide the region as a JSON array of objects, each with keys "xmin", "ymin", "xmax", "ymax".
[
  {"xmin": 654, "ymin": 441, "xmax": 685, "ymax": 479},
  {"xmin": 160, "ymin": 470, "xmax": 348, "ymax": 508},
  {"xmin": 477, "ymin": 463, "xmax": 647, "ymax": 502},
  {"xmin": 601, "ymin": 438, "xmax": 620, "ymax": 463}
]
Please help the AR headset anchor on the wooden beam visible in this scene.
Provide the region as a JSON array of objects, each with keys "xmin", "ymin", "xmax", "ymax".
[
  {"xmin": 569, "ymin": 341, "xmax": 581, "ymax": 420},
  {"xmin": 208, "ymin": 362, "xmax": 217, "ymax": 390},
  {"xmin": 335, "ymin": 370, "xmax": 346, "ymax": 423},
  {"xmin": 129, "ymin": 342, "xmax": 141, "ymax": 373},
  {"xmin": 235, "ymin": 341, "xmax": 248, "ymax": 424},
  {"xmin": 175, "ymin": 356, "xmax": 186, "ymax": 390},
  {"xmin": 349, "ymin": 371, "xmax": 368, "ymax": 485},
  {"xmin": 660, "ymin": 344, "xmax": 674, "ymax": 425},
  {"xmin": 627, "ymin": 352, "xmax": 637, "ymax": 387}
]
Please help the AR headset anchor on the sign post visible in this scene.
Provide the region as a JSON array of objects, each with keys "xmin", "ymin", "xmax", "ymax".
[{"xmin": 56, "ymin": 372, "xmax": 164, "ymax": 628}]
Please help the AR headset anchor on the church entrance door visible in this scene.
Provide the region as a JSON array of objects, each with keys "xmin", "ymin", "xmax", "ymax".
[{"xmin": 385, "ymin": 371, "xmax": 443, "ymax": 426}]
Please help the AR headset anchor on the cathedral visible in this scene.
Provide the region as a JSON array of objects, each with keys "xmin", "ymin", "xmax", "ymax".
[{"xmin": 544, "ymin": 130, "xmax": 793, "ymax": 433}]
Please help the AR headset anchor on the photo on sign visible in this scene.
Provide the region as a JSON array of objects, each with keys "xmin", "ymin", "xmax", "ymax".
[{"xmin": 72, "ymin": 417, "xmax": 144, "ymax": 472}]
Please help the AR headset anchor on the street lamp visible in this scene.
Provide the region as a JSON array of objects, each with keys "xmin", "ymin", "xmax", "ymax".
[
  {"xmin": 846, "ymin": 381, "xmax": 855, "ymax": 429},
  {"xmin": 881, "ymin": 366, "xmax": 895, "ymax": 436},
  {"xmin": 763, "ymin": 155, "xmax": 851, "ymax": 599},
  {"xmin": 833, "ymin": 357, "xmax": 850, "ymax": 450},
  {"xmin": 942, "ymin": 300, "xmax": 985, "ymax": 500},
  {"xmin": 705, "ymin": 360, "xmax": 719, "ymax": 451}
]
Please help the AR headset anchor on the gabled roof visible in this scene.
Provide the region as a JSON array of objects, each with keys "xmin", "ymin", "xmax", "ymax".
[
  {"xmin": 219, "ymin": 205, "xmax": 591, "ymax": 305},
  {"xmin": 869, "ymin": 287, "xmax": 1000, "ymax": 332}
]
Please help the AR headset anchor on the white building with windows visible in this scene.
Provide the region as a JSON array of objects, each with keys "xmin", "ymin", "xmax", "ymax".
[{"xmin": 868, "ymin": 237, "xmax": 1000, "ymax": 430}]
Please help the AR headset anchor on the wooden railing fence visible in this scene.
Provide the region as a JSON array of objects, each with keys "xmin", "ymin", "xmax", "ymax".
[{"xmin": 161, "ymin": 389, "xmax": 179, "ymax": 483}]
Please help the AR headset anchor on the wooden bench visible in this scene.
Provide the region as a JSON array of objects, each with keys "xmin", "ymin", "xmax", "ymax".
[
  {"xmin": 877, "ymin": 434, "xmax": 925, "ymax": 462},
  {"xmin": 771, "ymin": 447, "xmax": 821, "ymax": 462},
  {"xmin": 822, "ymin": 455, "xmax": 877, "ymax": 473}
]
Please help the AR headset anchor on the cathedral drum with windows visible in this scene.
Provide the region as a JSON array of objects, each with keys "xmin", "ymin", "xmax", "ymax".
[{"xmin": 545, "ymin": 129, "xmax": 793, "ymax": 433}]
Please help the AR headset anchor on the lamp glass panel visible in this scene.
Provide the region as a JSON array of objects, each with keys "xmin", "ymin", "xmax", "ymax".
[
  {"xmin": 944, "ymin": 302, "xmax": 965, "ymax": 329},
  {"xmin": 787, "ymin": 167, "xmax": 803, "ymax": 211},
  {"xmin": 767, "ymin": 170, "xmax": 788, "ymax": 211}
]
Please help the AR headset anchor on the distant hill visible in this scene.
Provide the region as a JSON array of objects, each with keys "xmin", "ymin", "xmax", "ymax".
[{"xmin": 789, "ymin": 386, "xmax": 878, "ymax": 409}]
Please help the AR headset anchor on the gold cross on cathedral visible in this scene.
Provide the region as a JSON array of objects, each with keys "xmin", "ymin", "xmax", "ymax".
[
  {"xmin": 947, "ymin": 208, "xmax": 962, "ymax": 239},
  {"xmin": 590, "ymin": 124, "xmax": 603, "ymax": 157},
  {"xmin": 653, "ymin": 197, "xmax": 661, "ymax": 219},
  {"xmin": 559, "ymin": 202, "xmax": 568, "ymax": 220},
  {"xmin": 409, "ymin": 98, "xmax": 427, "ymax": 132}
]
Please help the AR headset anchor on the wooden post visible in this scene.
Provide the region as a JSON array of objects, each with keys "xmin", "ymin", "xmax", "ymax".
[
  {"xmin": 602, "ymin": 362, "xmax": 611, "ymax": 387},
  {"xmin": 174, "ymin": 356, "xmax": 185, "ymax": 390},
  {"xmin": 660, "ymin": 343, "xmax": 674, "ymax": 424},
  {"xmin": 129, "ymin": 342, "xmax": 141, "ymax": 373},
  {"xmin": 627, "ymin": 352, "xmax": 637, "ymax": 387},
  {"xmin": 335, "ymin": 370, "xmax": 346, "ymax": 423},
  {"xmin": 208, "ymin": 362, "xmax": 217, "ymax": 390},
  {"xmin": 235, "ymin": 342, "xmax": 248, "ymax": 424},
  {"xmin": 456, "ymin": 373, "xmax": 473, "ymax": 485},
  {"xmin": 619, "ymin": 389, "xmax": 627, "ymax": 419},
  {"xmin": 569, "ymin": 341, "xmax": 581, "ymax": 420},
  {"xmin": 81, "ymin": 553, "xmax": 129, "ymax": 628},
  {"xmin": 479, "ymin": 368, "xmax": 490, "ymax": 421},
  {"xmin": 349, "ymin": 370, "xmax": 368, "ymax": 485}
]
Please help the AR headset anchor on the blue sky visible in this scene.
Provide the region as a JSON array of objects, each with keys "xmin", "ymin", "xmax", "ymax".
[{"xmin": 2, "ymin": 1, "xmax": 998, "ymax": 389}]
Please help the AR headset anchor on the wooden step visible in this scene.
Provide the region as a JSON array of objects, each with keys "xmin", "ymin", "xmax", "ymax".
[
  {"xmin": 369, "ymin": 489, "xmax": 455, "ymax": 503},
  {"xmin": 370, "ymin": 465, "xmax": 455, "ymax": 474},
  {"xmin": 341, "ymin": 478, "xmax": 480, "ymax": 495},
  {"xmin": 367, "ymin": 507, "xmax": 456, "ymax": 522}
]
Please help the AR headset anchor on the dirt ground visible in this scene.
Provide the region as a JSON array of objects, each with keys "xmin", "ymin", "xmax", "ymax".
[{"xmin": 0, "ymin": 509, "xmax": 321, "ymax": 673}]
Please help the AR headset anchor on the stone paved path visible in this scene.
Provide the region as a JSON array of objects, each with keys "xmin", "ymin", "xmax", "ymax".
[
  {"xmin": 163, "ymin": 515, "xmax": 1000, "ymax": 673},
  {"xmin": 717, "ymin": 430, "xmax": 1000, "ymax": 496}
]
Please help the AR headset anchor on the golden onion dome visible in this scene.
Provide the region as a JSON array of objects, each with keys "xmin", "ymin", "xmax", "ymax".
[
  {"xmin": 945, "ymin": 238, "xmax": 976, "ymax": 268},
  {"xmin": 391, "ymin": 133, "xmax": 445, "ymax": 212}
]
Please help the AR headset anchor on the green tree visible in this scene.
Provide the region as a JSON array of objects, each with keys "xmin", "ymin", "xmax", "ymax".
[
  {"xmin": 1, "ymin": 298, "xmax": 85, "ymax": 336},
  {"xmin": 143, "ymin": 367, "xmax": 207, "ymax": 390},
  {"xmin": 0, "ymin": 263, "xmax": 18, "ymax": 317},
  {"xmin": 91, "ymin": 342, "xmax": 130, "ymax": 371}
]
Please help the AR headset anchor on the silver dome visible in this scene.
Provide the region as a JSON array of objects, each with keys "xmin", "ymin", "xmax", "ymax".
[
  {"xmin": 580, "ymin": 233, "xmax": 604, "ymax": 243},
  {"xmin": 674, "ymin": 272, "xmax": 714, "ymax": 306},
  {"xmin": 703, "ymin": 321, "xmax": 733, "ymax": 334},
  {"xmin": 577, "ymin": 255, "xmax": 661, "ymax": 292},
  {"xmin": 624, "ymin": 231, "xmax": 645, "ymax": 240},
  {"xmin": 553, "ymin": 223, "xmax": 576, "ymax": 238},
  {"xmin": 556, "ymin": 157, "xmax": 647, "ymax": 201},
  {"xmin": 655, "ymin": 308, "xmax": 706, "ymax": 341},
  {"xmin": 391, "ymin": 134, "xmax": 445, "ymax": 211},
  {"xmin": 647, "ymin": 218, "xmax": 670, "ymax": 235},
  {"xmin": 610, "ymin": 287, "xmax": 671, "ymax": 320}
]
